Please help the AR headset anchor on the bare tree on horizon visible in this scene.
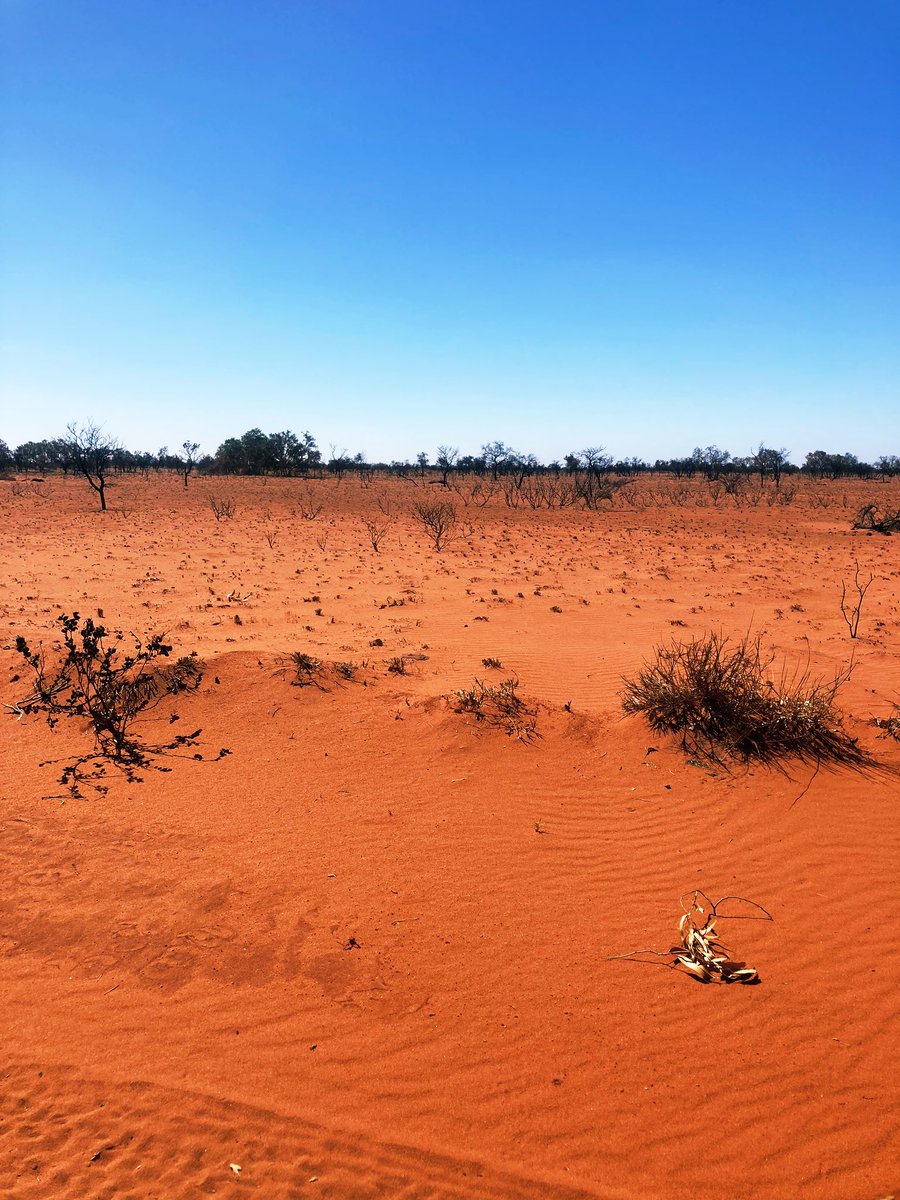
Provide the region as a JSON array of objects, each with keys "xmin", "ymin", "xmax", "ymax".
[
  {"xmin": 63, "ymin": 421, "xmax": 120, "ymax": 511},
  {"xmin": 182, "ymin": 440, "xmax": 200, "ymax": 488}
]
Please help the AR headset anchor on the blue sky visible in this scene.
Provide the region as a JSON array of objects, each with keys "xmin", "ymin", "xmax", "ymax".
[{"xmin": 2, "ymin": 1, "xmax": 898, "ymax": 463}]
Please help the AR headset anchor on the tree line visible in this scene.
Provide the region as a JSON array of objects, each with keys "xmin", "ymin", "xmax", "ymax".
[{"xmin": 2, "ymin": 425, "xmax": 899, "ymax": 501}]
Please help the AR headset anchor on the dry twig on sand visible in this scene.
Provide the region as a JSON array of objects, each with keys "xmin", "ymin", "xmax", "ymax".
[{"xmin": 609, "ymin": 891, "xmax": 773, "ymax": 984}]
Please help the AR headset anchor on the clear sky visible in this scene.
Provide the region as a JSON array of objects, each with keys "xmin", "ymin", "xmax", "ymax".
[{"xmin": 2, "ymin": 1, "xmax": 898, "ymax": 464}]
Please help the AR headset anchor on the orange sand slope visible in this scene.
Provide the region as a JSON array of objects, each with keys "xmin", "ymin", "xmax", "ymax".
[{"xmin": 2, "ymin": 474, "xmax": 898, "ymax": 1199}]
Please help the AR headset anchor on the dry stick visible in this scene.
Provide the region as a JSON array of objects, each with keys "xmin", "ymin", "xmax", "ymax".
[
  {"xmin": 682, "ymin": 891, "xmax": 774, "ymax": 921},
  {"xmin": 840, "ymin": 561, "xmax": 875, "ymax": 639},
  {"xmin": 790, "ymin": 757, "xmax": 822, "ymax": 809},
  {"xmin": 606, "ymin": 951, "xmax": 679, "ymax": 969}
]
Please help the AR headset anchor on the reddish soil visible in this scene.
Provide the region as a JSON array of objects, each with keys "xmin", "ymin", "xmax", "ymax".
[{"xmin": 1, "ymin": 473, "xmax": 898, "ymax": 1199}]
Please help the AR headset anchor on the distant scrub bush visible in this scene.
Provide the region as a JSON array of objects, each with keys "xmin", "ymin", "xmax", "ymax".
[{"xmin": 412, "ymin": 500, "xmax": 458, "ymax": 551}]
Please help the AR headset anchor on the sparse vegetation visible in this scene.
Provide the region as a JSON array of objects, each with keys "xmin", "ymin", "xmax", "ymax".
[
  {"xmin": 290, "ymin": 652, "xmax": 324, "ymax": 686},
  {"xmin": 181, "ymin": 440, "xmax": 200, "ymax": 488},
  {"xmin": 871, "ymin": 706, "xmax": 900, "ymax": 741},
  {"xmin": 208, "ymin": 494, "xmax": 236, "ymax": 521},
  {"xmin": 11, "ymin": 614, "xmax": 217, "ymax": 796},
  {"xmin": 63, "ymin": 422, "xmax": 120, "ymax": 511},
  {"xmin": 362, "ymin": 515, "xmax": 393, "ymax": 552},
  {"xmin": 450, "ymin": 677, "xmax": 538, "ymax": 741},
  {"xmin": 609, "ymin": 891, "xmax": 773, "ymax": 985},
  {"xmin": 621, "ymin": 631, "xmax": 864, "ymax": 768},
  {"xmin": 161, "ymin": 655, "xmax": 205, "ymax": 693},
  {"xmin": 296, "ymin": 487, "xmax": 324, "ymax": 520},
  {"xmin": 412, "ymin": 500, "xmax": 458, "ymax": 551}
]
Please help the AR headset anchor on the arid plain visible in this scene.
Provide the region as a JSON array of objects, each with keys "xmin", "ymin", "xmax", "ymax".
[{"xmin": 1, "ymin": 472, "xmax": 898, "ymax": 1199}]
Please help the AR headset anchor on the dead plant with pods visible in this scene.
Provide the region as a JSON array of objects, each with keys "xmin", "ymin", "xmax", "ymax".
[{"xmin": 609, "ymin": 891, "xmax": 773, "ymax": 984}]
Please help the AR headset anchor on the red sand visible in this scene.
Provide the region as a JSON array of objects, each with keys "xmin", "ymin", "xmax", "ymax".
[{"xmin": 2, "ymin": 473, "xmax": 898, "ymax": 1198}]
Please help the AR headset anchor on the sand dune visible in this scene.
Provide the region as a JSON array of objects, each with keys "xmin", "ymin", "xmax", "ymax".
[{"xmin": 2, "ymin": 473, "xmax": 898, "ymax": 1198}]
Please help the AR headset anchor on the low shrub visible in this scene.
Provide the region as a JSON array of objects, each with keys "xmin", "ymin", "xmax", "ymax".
[
  {"xmin": 412, "ymin": 500, "xmax": 458, "ymax": 551},
  {"xmin": 621, "ymin": 631, "xmax": 863, "ymax": 768},
  {"xmin": 208, "ymin": 494, "xmax": 236, "ymax": 521},
  {"xmin": 450, "ymin": 676, "xmax": 538, "ymax": 741},
  {"xmin": 12, "ymin": 613, "xmax": 219, "ymax": 796},
  {"xmin": 161, "ymin": 655, "xmax": 205, "ymax": 693}
]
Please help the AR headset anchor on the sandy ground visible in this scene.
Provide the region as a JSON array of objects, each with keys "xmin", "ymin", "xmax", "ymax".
[{"xmin": 1, "ymin": 472, "xmax": 898, "ymax": 1199}]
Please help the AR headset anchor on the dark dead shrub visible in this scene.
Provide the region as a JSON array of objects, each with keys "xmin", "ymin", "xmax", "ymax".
[
  {"xmin": 412, "ymin": 500, "xmax": 458, "ymax": 551},
  {"xmin": 12, "ymin": 614, "xmax": 222, "ymax": 797},
  {"xmin": 161, "ymin": 654, "xmax": 205, "ymax": 693},
  {"xmin": 852, "ymin": 504, "xmax": 900, "ymax": 534}
]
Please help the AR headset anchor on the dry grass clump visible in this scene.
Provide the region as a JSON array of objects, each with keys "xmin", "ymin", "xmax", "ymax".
[
  {"xmin": 610, "ymin": 891, "xmax": 772, "ymax": 985},
  {"xmin": 278, "ymin": 653, "xmax": 370, "ymax": 689},
  {"xmin": 289, "ymin": 652, "xmax": 324, "ymax": 687},
  {"xmin": 451, "ymin": 677, "xmax": 538, "ymax": 741},
  {"xmin": 160, "ymin": 654, "xmax": 205, "ymax": 693},
  {"xmin": 621, "ymin": 631, "xmax": 863, "ymax": 768},
  {"xmin": 332, "ymin": 660, "xmax": 359, "ymax": 681}
]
